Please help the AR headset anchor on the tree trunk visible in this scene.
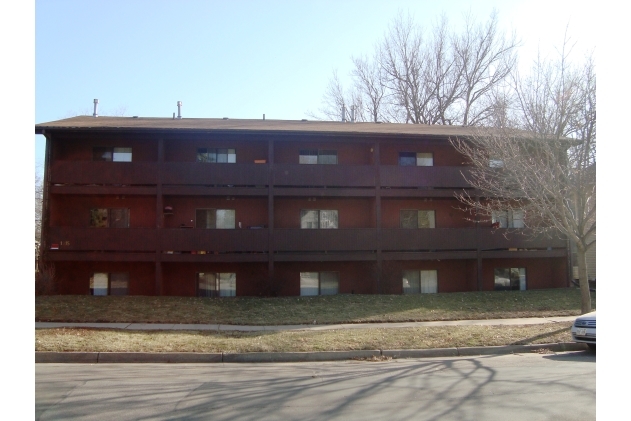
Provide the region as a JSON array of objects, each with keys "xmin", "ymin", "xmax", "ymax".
[{"xmin": 576, "ymin": 246, "xmax": 592, "ymax": 314}]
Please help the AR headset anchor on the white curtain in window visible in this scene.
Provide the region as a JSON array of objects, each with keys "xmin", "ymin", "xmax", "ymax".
[
  {"xmin": 216, "ymin": 209, "xmax": 235, "ymax": 229},
  {"xmin": 319, "ymin": 210, "xmax": 338, "ymax": 229},
  {"xmin": 219, "ymin": 273, "xmax": 236, "ymax": 297},
  {"xmin": 319, "ymin": 272, "xmax": 339, "ymax": 295},
  {"xmin": 113, "ymin": 147, "xmax": 132, "ymax": 162},
  {"xmin": 418, "ymin": 210, "xmax": 435, "ymax": 228},
  {"xmin": 300, "ymin": 272, "xmax": 319, "ymax": 296},
  {"xmin": 492, "ymin": 211, "xmax": 508, "ymax": 228},
  {"xmin": 300, "ymin": 210, "xmax": 319, "ymax": 229},
  {"xmin": 402, "ymin": 270, "xmax": 420, "ymax": 294},
  {"xmin": 420, "ymin": 270, "xmax": 438, "ymax": 293},
  {"xmin": 416, "ymin": 153, "xmax": 433, "ymax": 166},
  {"xmin": 91, "ymin": 273, "xmax": 108, "ymax": 296},
  {"xmin": 511, "ymin": 210, "xmax": 525, "ymax": 228}
]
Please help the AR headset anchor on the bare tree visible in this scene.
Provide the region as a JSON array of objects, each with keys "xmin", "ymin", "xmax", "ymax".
[
  {"xmin": 311, "ymin": 11, "xmax": 518, "ymax": 126},
  {"xmin": 451, "ymin": 47, "xmax": 595, "ymax": 313}
]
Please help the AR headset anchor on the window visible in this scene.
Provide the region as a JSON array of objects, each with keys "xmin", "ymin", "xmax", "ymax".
[
  {"xmin": 300, "ymin": 272, "xmax": 339, "ymax": 296},
  {"xmin": 90, "ymin": 272, "xmax": 129, "ymax": 296},
  {"xmin": 300, "ymin": 209, "xmax": 338, "ymax": 229},
  {"xmin": 197, "ymin": 272, "xmax": 236, "ymax": 297},
  {"xmin": 494, "ymin": 268, "xmax": 526, "ymax": 291},
  {"xmin": 492, "ymin": 210, "xmax": 524, "ymax": 228},
  {"xmin": 93, "ymin": 147, "xmax": 132, "ymax": 162},
  {"xmin": 195, "ymin": 209, "xmax": 235, "ymax": 229},
  {"xmin": 402, "ymin": 270, "xmax": 438, "ymax": 294},
  {"xmin": 299, "ymin": 150, "xmax": 337, "ymax": 164},
  {"xmin": 90, "ymin": 208, "xmax": 130, "ymax": 228},
  {"xmin": 399, "ymin": 152, "xmax": 433, "ymax": 166},
  {"xmin": 400, "ymin": 210, "xmax": 435, "ymax": 229},
  {"xmin": 197, "ymin": 148, "xmax": 236, "ymax": 163}
]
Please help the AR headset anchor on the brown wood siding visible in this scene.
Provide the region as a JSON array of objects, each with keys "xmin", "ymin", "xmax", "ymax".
[
  {"xmin": 380, "ymin": 166, "xmax": 471, "ymax": 188},
  {"xmin": 274, "ymin": 140, "xmax": 373, "ymax": 165},
  {"xmin": 381, "ymin": 198, "xmax": 475, "ymax": 229},
  {"xmin": 49, "ymin": 195, "xmax": 156, "ymax": 228},
  {"xmin": 161, "ymin": 163, "xmax": 269, "ymax": 186},
  {"xmin": 51, "ymin": 161, "xmax": 158, "ymax": 185},
  {"xmin": 273, "ymin": 164, "xmax": 376, "ymax": 187},
  {"xmin": 162, "ymin": 197, "xmax": 268, "ymax": 229},
  {"xmin": 274, "ymin": 198, "xmax": 375, "ymax": 229}
]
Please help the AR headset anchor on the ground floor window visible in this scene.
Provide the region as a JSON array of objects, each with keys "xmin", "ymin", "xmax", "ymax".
[
  {"xmin": 402, "ymin": 270, "xmax": 437, "ymax": 294},
  {"xmin": 494, "ymin": 268, "xmax": 526, "ymax": 291},
  {"xmin": 90, "ymin": 272, "xmax": 129, "ymax": 295},
  {"xmin": 300, "ymin": 272, "xmax": 339, "ymax": 296},
  {"xmin": 197, "ymin": 272, "xmax": 236, "ymax": 297}
]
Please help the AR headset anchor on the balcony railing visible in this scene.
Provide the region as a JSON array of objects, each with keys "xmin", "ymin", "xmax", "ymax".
[
  {"xmin": 50, "ymin": 161, "xmax": 475, "ymax": 189},
  {"xmin": 46, "ymin": 226, "xmax": 566, "ymax": 254},
  {"xmin": 47, "ymin": 227, "xmax": 158, "ymax": 251},
  {"xmin": 274, "ymin": 229, "xmax": 377, "ymax": 251},
  {"xmin": 273, "ymin": 164, "xmax": 376, "ymax": 187},
  {"xmin": 380, "ymin": 166, "xmax": 471, "ymax": 188},
  {"xmin": 161, "ymin": 163, "xmax": 269, "ymax": 186},
  {"xmin": 160, "ymin": 228, "xmax": 269, "ymax": 252},
  {"xmin": 50, "ymin": 162, "xmax": 158, "ymax": 185},
  {"xmin": 381, "ymin": 228, "xmax": 477, "ymax": 251},
  {"xmin": 477, "ymin": 229, "xmax": 567, "ymax": 250}
]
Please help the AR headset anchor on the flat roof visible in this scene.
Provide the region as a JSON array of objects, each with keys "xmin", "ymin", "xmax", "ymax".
[{"xmin": 35, "ymin": 116, "xmax": 486, "ymax": 138}]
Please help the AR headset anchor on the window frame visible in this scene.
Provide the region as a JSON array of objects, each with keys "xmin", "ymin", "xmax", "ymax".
[
  {"xmin": 93, "ymin": 147, "xmax": 132, "ymax": 162},
  {"xmin": 402, "ymin": 270, "xmax": 438, "ymax": 294},
  {"xmin": 494, "ymin": 267, "xmax": 527, "ymax": 291},
  {"xmin": 398, "ymin": 152, "xmax": 434, "ymax": 167},
  {"xmin": 299, "ymin": 149, "xmax": 338, "ymax": 165},
  {"xmin": 399, "ymin": 209, "xmax": 435, "ymax": 229},
  {"xmin": 300, "ymin": 209, "xmax": 339, "ymax": 229},
  {"xmin": 492, "ymin": 210, "xmax": 525, "ymax": 228},
  {"xmin": 195, "ymin": 209, "xmax": 236, "ymax": 229},
  {"xmin": 300, "ymin": 271, "xmax": 339, "ymax": 296},
  {"xmin": 90, "ymin": 272, "xmax": 129, "ymax": 296},
  {"xmin": 197, "ymin": 272, "xmax": 236, "ymax": 297},
  {"xmin": 197, "ymin": 148, "xmax": 236, "ymax": 163},
  {"xmin": 90, "ymin": 208, "xmax": 130, "ymax": 228}
]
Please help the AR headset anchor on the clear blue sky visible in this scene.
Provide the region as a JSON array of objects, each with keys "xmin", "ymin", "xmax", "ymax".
[{"xmin": 34, "ymin": 0, "xmax": 596, "ymax": 171}]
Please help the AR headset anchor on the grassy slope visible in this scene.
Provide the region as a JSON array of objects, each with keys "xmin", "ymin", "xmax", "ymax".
[{"xmin": 36, "ymin": 288, "xmax": 593, "ymax": 325}]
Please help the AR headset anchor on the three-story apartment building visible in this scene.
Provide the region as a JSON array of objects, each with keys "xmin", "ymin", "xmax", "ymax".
[{"xmin": 35, "ymin": 116, "xmax": 569, "ymax": 297}]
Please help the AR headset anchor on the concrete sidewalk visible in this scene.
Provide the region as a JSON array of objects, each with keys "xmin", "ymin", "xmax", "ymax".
[{"xmin": 35, "ymin": 315, "xmax": 576, "ymax": 332}]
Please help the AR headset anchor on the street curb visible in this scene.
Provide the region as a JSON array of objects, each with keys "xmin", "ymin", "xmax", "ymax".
[{"xmin": 35, "ymin": 342, "xmax": 589, "ymax": 363}]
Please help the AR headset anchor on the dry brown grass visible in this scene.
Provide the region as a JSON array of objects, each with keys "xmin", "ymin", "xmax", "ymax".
[{"xmin": 35, "ymin": 322, "xmax": 573, "ymax": 353}]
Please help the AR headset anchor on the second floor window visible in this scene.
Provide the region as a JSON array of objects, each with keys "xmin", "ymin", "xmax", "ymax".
[
  {"xmin": 93, "ymin": 147, "xmax": 132, "ymax": 162},
  {"xmin": 195, "ymin": 209, "xmax": 235, "ymax": 229},
  {"xmin": 492, "ymin": 210, "xmax": 524, "ymax": 228},
  {"xmin": 299, "ymin": 149, "xmax": 337, "ymax": 164},
  {"xmin": 400, "ymin": 210, "xmax": 435, "ymax": 229},
  {"xmin": 399, "ymin": 152, "xmax": 433, "ymax": 166},
  {"xmin": 197, "ymin": 148, "xmax": 236, "ymax": 163},
  {"xmin": 90, "ymin": 208, "xmax": 130, "ymax": 228},
  {"xmin": 300, "ymin": 209, "xmax": 338, "ymax": 229}
]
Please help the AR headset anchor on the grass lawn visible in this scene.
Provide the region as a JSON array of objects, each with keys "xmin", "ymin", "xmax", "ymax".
[
  {"xmin": 35, "ymin": 323, "xmax": 574, "ymax": 353},
  {"xmin": 36, "ymin": 288, "xmax": 593, "ymax": 325}
]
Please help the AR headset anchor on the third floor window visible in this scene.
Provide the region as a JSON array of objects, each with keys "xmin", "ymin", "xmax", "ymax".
[
  {"xmin": 197, "ymin": 148, "xmax": 236, "ymax": 163},
  {"xmin": 300, "ymin": 209, "xmax": 338, "ymax": 229},
  {"xmin": 399, "ymin": 152, "xmax": 433, "ymax": 166},
  {"xmin": 93, "ymin": 147, "xmax": 132, "ymax": 162},
  {"xmin": 299, "ymin": 149, "xmax": 337, "ymax": 164},
  {"xmin": 195, "ymin": 209, "xmax": 236, "ymax": 229},
  {"xmin": 90, "ymin": 208, "xmax": 130, "ymax": 228},
  {"xmin": 400, "ymin": 210, "xmax": 435, "ymax": 229}
]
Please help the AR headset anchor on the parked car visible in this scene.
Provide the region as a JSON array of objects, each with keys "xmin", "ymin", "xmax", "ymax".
[{"xmin": 571, "ymin": 311, "xmax": 596, "ymax": 350}]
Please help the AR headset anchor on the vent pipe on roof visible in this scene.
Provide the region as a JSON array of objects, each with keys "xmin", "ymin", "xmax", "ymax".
[
  {"xmin": 351, "ymin": 105, "xmax": 356, "ymax": 123},
  {"xmin": 177, "ymin": 101, "xmax": 182, "ymax": 119},
  {"xmin": 93, "ymin": 99, "xmax": 99, "ymax": 117},
  {"xmin": 341, "ymin": 104, "xmax": 346, "ymax": 122},
  {"xmin": 263, "ymin": 114, "xmax": 265, "ymax": 120}
]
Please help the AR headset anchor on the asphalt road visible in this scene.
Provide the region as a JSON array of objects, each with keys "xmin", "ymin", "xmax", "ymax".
[{"xmin": 36, "ymin": 351, "xmax": 595, "ymax": 421}]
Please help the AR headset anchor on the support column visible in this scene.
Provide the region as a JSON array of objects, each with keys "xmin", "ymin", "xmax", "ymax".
[
  {"xmin": 475, "ymin": 195, "xmax": 483, "ymax": 291},
  {"xmin": 155, "ymin": 138, "xmax": 164, "ymax": 296},
  {"xmin": 374, "ymin": 140, "xmax": 382, "ymax": 294},
  {"xmin": 267, "ymin": 139, "xmax": 275, "ymax": 292}
]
